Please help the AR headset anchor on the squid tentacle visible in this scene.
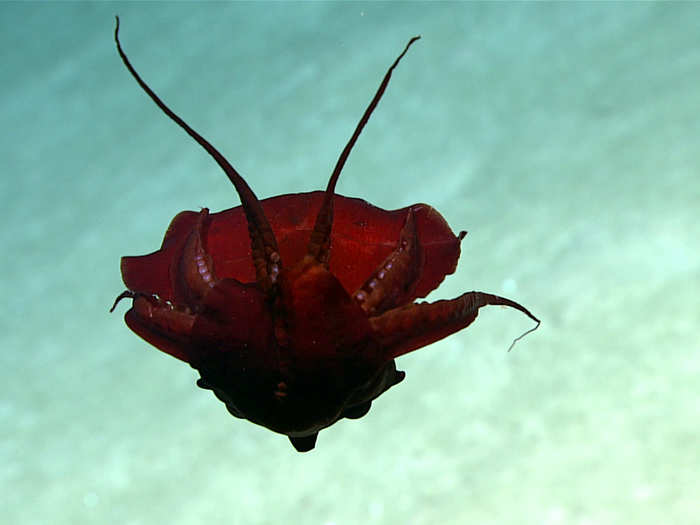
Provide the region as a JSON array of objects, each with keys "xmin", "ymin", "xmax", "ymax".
[
  {"xmin": 307, "ymin": 36, "xmax": 422, "ymax": 265},
  {"xmin": 114, "ymin": 16, "xmax": 280, "ymax": 295},
  {"xmin": 371, "ymin": 291, "xmax": 541, "ymax": 359},
  {"xmin": 353, "ymin": 209, "xmax": 423, "ymax": 316}
]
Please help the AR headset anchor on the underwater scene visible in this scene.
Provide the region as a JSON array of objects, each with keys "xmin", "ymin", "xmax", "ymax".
[{"xmin": 2, "ymin": 3, "xmax": 698, "ymax": 524}]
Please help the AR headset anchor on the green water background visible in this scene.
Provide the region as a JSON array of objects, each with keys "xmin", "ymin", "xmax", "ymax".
[{"xmin": 2, "ymin": 3, "xmax": 698, "ymax": 524}]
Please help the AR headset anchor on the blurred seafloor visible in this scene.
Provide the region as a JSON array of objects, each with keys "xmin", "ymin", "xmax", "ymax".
[{"xmin": 1, "ymin": 3, "xmax": 698, "ymax": 524}]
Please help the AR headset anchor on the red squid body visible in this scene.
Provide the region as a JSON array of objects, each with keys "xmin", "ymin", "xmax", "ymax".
[
  {"xmin": 121, "ymin": 193, "xmax": 461, "ymax": 448},
  {"xmin": 113, "ymin": 21, "xmax": 539, "ymax": 452}
]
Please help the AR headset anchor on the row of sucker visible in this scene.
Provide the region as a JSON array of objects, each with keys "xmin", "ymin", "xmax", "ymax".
[{"xmin": 354, "ymin": 238, "xmax": 409, "ymax": 312}]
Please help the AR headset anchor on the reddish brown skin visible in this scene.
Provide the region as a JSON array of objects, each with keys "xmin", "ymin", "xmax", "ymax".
[{"xmin": 111, "ymin": 18, "xmax": 539, "ymax": 452}]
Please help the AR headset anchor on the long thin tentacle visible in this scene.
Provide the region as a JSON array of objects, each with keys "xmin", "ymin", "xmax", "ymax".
[
  {"xmin": 307, "ymin": 36, "xmax": 421, "ymax": 265},
  {"xmin": 371, "ymin": 291, "xmax": 541, "ymax": 359},
  {"xmin": 114, "ymin": 16, "xmax": 280, "ymax": 293}
]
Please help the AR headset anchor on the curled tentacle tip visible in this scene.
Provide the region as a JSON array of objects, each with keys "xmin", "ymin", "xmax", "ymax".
[
  {"xmin": 109, "ymin": 290, "xmax": 135, "ymax": 313},
  {"xmin": 507, "ymin": 318, "xmax": 541, "ymax": 352},
  {"xmin": 405, "ymin": 36, "xmax": 421, "ymax": 51}
]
